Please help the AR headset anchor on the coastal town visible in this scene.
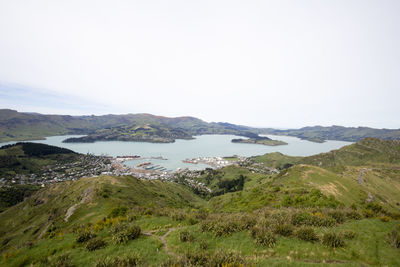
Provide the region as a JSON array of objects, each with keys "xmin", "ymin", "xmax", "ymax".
[{"xmin": 0, "ymin": 153, "xmax": 279, "ymax": 195}]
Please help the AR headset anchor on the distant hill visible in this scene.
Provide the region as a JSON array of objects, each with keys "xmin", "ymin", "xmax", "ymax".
[
  {"xmin": 2, "ymin": 109, "xmax": 400, "ymax": 144},
  {"xmin": 0, "ymin": 143, "xmax": 79, "ymax": 211},
  {"xmin": 0, "ymin": 109, "xmax": 266, "ymax": 143},
  {"xmin": 63, "ymin": 124, "xmax": 194, "ymax": 143},
  {"xmin": 1, "ymin": 109, "xmax": 287, "ymax": 144},
  {"xmin": 254, "ymin": 137, "xmax": 400, "ymax": 170},
  {"xmin": 264, "ymin": 125, "xmax": 400, "ymax": 142},
  {"xmin": 0, "ymin": 142, "xmax": 77, "ymax": 178}
]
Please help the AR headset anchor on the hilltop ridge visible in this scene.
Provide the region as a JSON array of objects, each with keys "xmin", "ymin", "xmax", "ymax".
[{"xmin": 2, "ymin": 110, "xmax": 400, "ymax": 144}]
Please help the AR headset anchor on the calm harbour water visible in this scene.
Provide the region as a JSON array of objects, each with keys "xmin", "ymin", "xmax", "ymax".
[{"xmin": 0, "ymin": 135, "xmax": 352, "ymax": 171}]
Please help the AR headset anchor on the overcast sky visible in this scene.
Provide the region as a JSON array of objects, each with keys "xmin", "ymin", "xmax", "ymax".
[{"xmin": 0, "ymin": 0, "xmax": 399, "ymax": 128}]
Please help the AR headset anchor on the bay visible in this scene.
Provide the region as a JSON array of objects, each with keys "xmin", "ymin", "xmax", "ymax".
[{"xmin": 0, "ymin": 135, "xmax": 352, "ymax": 171}]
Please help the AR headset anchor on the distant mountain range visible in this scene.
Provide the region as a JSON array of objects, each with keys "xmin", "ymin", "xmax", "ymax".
[
  {"xmin": 263, "ymin": 125, "xmax": 400, "ymax": 143},
  {"xmin": 1, "ymin": 109, "xmax": 399, "ymax": 143}
]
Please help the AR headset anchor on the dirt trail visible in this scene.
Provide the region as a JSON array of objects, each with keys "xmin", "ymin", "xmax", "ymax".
[{"xmin": 144, "ymin": 227, "xmax": 179, "ymax": 257}]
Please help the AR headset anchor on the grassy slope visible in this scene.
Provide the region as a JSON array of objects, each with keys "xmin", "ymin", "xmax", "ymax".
[
  {"xmin": 0, "ymin": 175, "xmax": 204, "ymax": 248},
  {"xmin": 246, "ymin": 138, "xmax": 400, "ymax": 211},
  {"xmin": 1, "ymin": 138, "xmax": 400, "ymax": 266}
]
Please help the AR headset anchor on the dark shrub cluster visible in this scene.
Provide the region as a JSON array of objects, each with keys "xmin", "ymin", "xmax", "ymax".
[
  {"xmin": 86, "ymin": 238, "xmax": 107, "ymax": 251},
  {"xmin": 345, "ymin": 210, "xmax": 362, "ymax": 220},
  {"xmin": 161, "ymin": 249, "xmax": 248, "ymax": 267},
  {"xmin": 251, "ymin": 226, "xmax": 277, "ymax": 247},
  {"xmin": 273, "ymin": 224, "xmax": 294, "ymax": 237},
  {"xmin": 295, "ymin": 227, "xmax": 319, "ymax": 242},
  {"xmin": 95, "ymin": 254, "xmax": 141, "ymax": 267},
  {"xmin": 179, "ymin": 229, "xmax": 195, "ymax": 242},
  {"xmin": 199, "ymin": 213, "xmax": 256, "ymax": 237},
  {"xmin": 322, "ymin": 232, "xmax": 345, "ymax": 248},
  {"xmin": 327, "ymin": 210, "xmax": 345, "ymax": 224},
  {"xmin": 200, "ymin": 217, "xmax": 244, "ymax": 237},
  {"xmin": 76, "ymin": 230, "xmax": 96, "ymax": 243},
  {"xmin": 111, "ymin": 225, "xmax": 141, "ymax": 245},
  {"xmin": 50, "ymin": 253, "xmax": 74, "ymax": 267},
  {"xmin": 108, "ymin": 206, "xmax": 128, "ymax": 218},
  {"xmin": 212, "ymin": 221, "xmax": 242, "ymax": 237},
  {"xmin": 125, "ymin": 225, "xmax": 141, "ymax": 240},
  {"xmin": 291, "ymin": 212, "xmax": 336, "ymax": 227}
]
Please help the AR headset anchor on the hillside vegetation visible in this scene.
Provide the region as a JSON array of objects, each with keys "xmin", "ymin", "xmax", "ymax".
[
  {"xmin": 2, "ymin": 109, "xmax": 400, "ymax": 144},
  {"xmin": 0, "ymin": 138, "xmax": 400, "ymax": 266},
  {"xmin": 0, "ymin": 109, "xmax": 262, "ymax": 143},
  {"xmin": 0, "ymin": 143, "xmax": 77, "ymax": 179},
  {"xmin": 264, "ymin": 125, "xmax": 400, "ymax": 143}
]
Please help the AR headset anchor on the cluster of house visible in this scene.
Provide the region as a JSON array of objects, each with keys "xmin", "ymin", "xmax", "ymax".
[
  {"xmin": 0, "ymin": 153, "xmax": 278, "ymax": 195},
  {"xmin": 183, "ymin": 156, "xmax": 230, "ymax": 168},
  {"xmin": 0, "ymin": 155, "xmax": 112, "ymax": 186}
]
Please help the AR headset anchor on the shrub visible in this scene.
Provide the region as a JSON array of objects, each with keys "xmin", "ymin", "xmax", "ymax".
[
  {"xmin": 171, "ymin": 210, "xmax": 186, "ymax": 221},
  {"xmin": 291, "ymin": 212, "xmax": 335, "ymax": 227},
  {"xmin": 327, "ymin": 211, "xmax": 345, "ymax": 224},
  {"xmin": 274, "ymin": 224, "xmax": 293, "ymax": 237},
  {"xmin": 199, "ymin": 239, "xmax": 209, "ymax": 250},
  {"xmin": 112, "ymin": 232, "xmax": 129, "ymax": 245},
  {"xmin": 212, "ymin": 221, "xmax": 240, "ymax": 237},
  {"xmin": 252, "ymin": 226, "xmax": 276, "ymax": 247},
  {"xmin": 95, "ymin": 254, "xmax": 141, "ymax": 267},
  {"xmin": 363, "ymin": 209, "xmax": 375, "ymax": 218},
  {"xmin": 166, "ymin": 249, "xmax": 248, "ymax": 267},
  {"xmin": 342, "ymin": 230, "xmax": 356, "ymax": 239},
  {"xmin": 111, "ymin": 225, "xmax": 141, "ymax": 245},
  {"xmin": 108, "ymin": 206, "xmax": 128, "ymax": 218},
  {"xmin": 322, "ymin": 232, "xmax": 345, "ymax": 248},
  {"xmin": 388, "ymin": 230, "xmax": 400, "ymax": 248},
  {"xmin": 366, "ymin": 203, "xmax": 383, "ymax": 213},
  {"xmin": 380, "ymin": 216, "xmax": 391, "ymax": 222},
  {"xmin": 187, "ymin": 216, "xmax": 198, "ymax": 225},
  {"xmin": 200, "ymin": 220, "xmax": 214, "ymax": 232},
  {"xmin": 181, "ymin": 251, "xmax": 209, "ymax": 266},
  {"xmin": 110, "ymin": 222, "xmax": 128, "ymax": 234},
  {"xmin": 210, "ymin": 249, "xmax": 248, "ymax": 266},
  {"xmin": 179, "ymin": 229, "xmax": 195, "ymax": 242},
  {"xmin": 346, "ymin": 210, "xmax": 362, "ymax": 220},
  {"xmin": 125, "ymin": 225, "xmax": 141, "ymax": 240},
  {"xmin": 50, "ymin": 253, "xmax": 74, "ymax": 267},
  {"xmin": 239, "ymin": 214, "xmax": 257, "ymax": 229},
  {"xmin": 86, "ymin": 238, "xmax": 107, "ymax": 251},
  {"xmin": 296, "ymin": 227, "xmax": 319, "ymax": 242},
  {"xmin": 76, "ymin": 231, "xmax": 96, "ymax": 243}
]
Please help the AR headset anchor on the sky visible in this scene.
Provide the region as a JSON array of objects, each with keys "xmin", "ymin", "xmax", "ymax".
[{"xmin": 0, "ymin": 0, "xmax": 399, "ymax": 129}]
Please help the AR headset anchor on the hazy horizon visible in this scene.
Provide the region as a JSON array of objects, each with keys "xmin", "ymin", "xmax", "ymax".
[{"xmin": 1, "ymin": 1, "xmax": 399, "ymax": 128}]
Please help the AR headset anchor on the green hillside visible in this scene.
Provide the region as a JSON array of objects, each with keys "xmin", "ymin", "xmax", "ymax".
[
  {"xmin": 0, "ymin": 138, "xmax": 400, "ymax": 266},
  {"xmin": 0, "ymin": 109, "xmax": 264, "ymax": 143},
  {"xmin": 63, "ymin": 124, "xmax": 194, "ymax": 143},
  {"xmin": 0, "ymin": 142, "xmax": 77, "ymax": 179},
  {"xmin": 264, "ymin": 125, "xmax": 400, "ymax": 143},
  {"xmin": 3, "ymin": 109, "xmax": 400, "ymax": 144}
]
